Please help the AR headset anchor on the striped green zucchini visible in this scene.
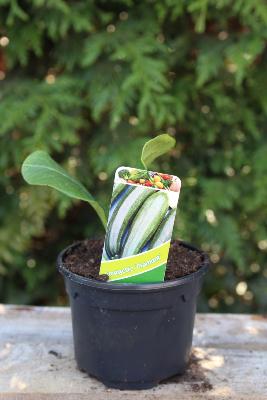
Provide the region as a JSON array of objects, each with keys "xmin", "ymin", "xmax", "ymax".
[
  {"xmin": 105, "ymin": 186, "xmax": 153, "ymax": 258},
  {"xmin": 111, "ymin": 182, "xmax": 126, "ymax": 204},
  {"xmin": 121, "ymin": 191, "xmax": 169, "ymax": 257},
  {"xmin": 102, "ymin": 245, "xmax": 109, "ymax": 261},
  {"xmin": 105, "ymin": 186, "xmax": 135, "ymax": 258},
  {"xmin": 149, "ymin": 207, "xmax": 176, "ymax": 249}
]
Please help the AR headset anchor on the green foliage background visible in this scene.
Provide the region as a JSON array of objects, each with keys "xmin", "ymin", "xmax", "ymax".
[{"xmin": 0, "ymin": 0, "xmax": 266, "ymax": 312}]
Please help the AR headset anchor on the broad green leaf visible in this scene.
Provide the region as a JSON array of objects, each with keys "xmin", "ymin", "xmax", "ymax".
[
  {"xmin": 21, "ymin": 151, "xmax": 107, "ymax": 229},
  {"xmin": 141, "ymin": 134, "xmax": 176, "ymax": 169}
]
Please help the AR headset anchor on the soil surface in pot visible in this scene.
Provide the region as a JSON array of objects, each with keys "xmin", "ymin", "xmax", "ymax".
[{"xmin": 63, "ymin": 240, "xmax": 205, "ymax": 282}]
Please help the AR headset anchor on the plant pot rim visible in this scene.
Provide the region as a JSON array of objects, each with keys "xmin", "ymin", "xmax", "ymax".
[{"xmin": 57, "ymin": 240, "xmax": 209, "ymax": 293}]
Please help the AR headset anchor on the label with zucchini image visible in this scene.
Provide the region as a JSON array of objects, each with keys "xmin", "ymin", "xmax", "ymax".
[{"xmin": 100, "ymin": 167, "xmax": 181, "ymax": 283}]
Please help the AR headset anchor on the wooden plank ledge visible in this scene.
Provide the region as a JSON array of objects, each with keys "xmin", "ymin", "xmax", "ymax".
[{"xmin": 0, "ymin": 304, "xmax": 267, "ymax": 399}]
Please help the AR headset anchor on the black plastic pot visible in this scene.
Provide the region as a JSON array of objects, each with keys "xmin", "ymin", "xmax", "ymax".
[{"xmin": 57, "ymin": 241, "xmax": 209, "ymax": 390}]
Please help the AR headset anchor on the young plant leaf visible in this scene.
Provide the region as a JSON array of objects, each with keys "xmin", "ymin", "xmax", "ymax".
[
  {"xmin": 21, "ymin": 151, "xmax": 107, "ymax": 229},
  {"xmin": 141, "ymin": 134, "xmax": 176, "ymax": 169}
]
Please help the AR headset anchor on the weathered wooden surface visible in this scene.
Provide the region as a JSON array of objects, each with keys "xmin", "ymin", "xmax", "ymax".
[{"xmin": 0, "ymin": 305, "xmax": 267, "ymax": 400}]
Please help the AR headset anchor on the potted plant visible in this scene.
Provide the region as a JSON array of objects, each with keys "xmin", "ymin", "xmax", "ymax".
[{"xmin": 21, "ymin": 134, "xmax": 209, "ymax": 390}]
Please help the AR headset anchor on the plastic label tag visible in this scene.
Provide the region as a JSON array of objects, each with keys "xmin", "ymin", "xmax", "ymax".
[{"xmin": 100, "ymin": 167, "xmax": 181, "ymax": 283}]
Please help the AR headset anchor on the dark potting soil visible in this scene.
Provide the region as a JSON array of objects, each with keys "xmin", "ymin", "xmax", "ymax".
[{"xmin": 63, "ymin": 239, "xmax": 205, "ymax": 282}]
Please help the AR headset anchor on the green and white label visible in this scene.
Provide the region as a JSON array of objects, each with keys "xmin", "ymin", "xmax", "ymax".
[
  {"xmin": 100, "ymin": 166, "xmax": 181, "ymax": 283},
  {"xmin": 101, "ymin": 241, "xmax": 170, "ymax": 283}
]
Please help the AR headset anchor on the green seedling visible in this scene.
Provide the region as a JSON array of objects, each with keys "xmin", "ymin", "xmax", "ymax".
[{"xmin": 21, "ymin": 134, "xmax": 176, "ymax": 230}]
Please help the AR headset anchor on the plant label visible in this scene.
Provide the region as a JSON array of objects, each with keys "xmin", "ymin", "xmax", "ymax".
[{"xmin": 100, "ymin": 167, "xmax": 181, "ymax": 283}]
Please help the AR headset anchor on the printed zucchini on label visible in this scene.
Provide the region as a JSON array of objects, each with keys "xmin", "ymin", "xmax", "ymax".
[{"xmin": 100, "ymin": 166, "xmax": 181, "ymax": 283}]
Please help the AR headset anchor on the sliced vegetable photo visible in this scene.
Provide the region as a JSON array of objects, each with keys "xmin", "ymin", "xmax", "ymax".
[{"xmin": 118, "ymin": 167, "xmax": 179, "ymax": 192}]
